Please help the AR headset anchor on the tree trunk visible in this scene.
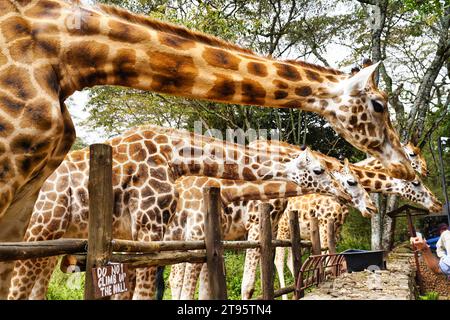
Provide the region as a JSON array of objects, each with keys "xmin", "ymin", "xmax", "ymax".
[
  {"xmin": 370, "ymin": 194, "xmax": 383, "ymax": 250},
  {"xmin": 381, "ymin": 195, "xmax": 399, "ymax": 251},
  {"xmin": 403, "ymin": 6, "xmax": 450, "ymax": 143}
]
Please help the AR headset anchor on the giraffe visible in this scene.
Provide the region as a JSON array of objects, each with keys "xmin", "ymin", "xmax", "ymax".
[
  {"xmin": 166, "ymin": 153, "xmax": 377, "ymax": 300},
  {"xmin": 274, "ymin": 141, "xmax": 429, "ymax": 299},
  {"xmin": 0, "ymin": 0, "xmax": 415, "ymax": 296},
  {"xmin": 357, "ymin": 142, "xmax": 427, "ymax": 177},
  {"xmin": 273, "ymin": 194, "xmax": 349, "ymax": 299},
  {"xmin": 239, "ymin": 139, "xmax": 442, "ymax": 299},
  {"xmin": 7, "ymin": 124, "xmax": 351, "ymax": 299}
]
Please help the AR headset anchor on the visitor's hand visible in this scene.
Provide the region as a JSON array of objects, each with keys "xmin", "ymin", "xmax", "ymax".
[{"xmin": 410, "ymin": 236, "xmax": 429, "ymax": 251}]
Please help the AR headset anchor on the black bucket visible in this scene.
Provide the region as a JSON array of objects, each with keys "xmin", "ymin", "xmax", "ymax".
[{"xmin": 341, "ymin": 249, "xmax": 386, "ymax": 272}]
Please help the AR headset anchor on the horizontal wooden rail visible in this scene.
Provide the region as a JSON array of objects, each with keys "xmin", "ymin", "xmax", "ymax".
[
  {"xmin": 64, "ymin": 251, "xmax": 207, "ymax": 269},
  {"xmin": 273, "ymin": 285, "xmax": 296, "ymax": 298},
  {"xmin": 254, "ymin": 285, "xmax": 296, "ymax": 300},
  {"xmin": 112, "ymin": 239, "xmax": 311, "ymax": 252},
  {"xmin": 0, "ymin": 239, "xmax": 87, "ymax": 262},
  {"xmin": 0, "ymin": 239, "xmax": 312, "ymax": 262}
]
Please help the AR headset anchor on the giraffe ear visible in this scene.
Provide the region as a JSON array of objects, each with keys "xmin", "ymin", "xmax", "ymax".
[
  {"xmin": 297, "ymin": 147, "xmax": 311, "ymax": 164},
  {"xmin": 344, "ymin": 158, "xmax": 350, "ymax": 169},
  {"xmin": 344, "ymin": 61, "xmax": 381, "ymax": 92}
]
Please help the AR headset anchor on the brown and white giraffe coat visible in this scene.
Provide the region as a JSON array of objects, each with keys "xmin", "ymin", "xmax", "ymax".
[
  {"xmin": 1, "ymin": 0, "xmax": 415, "ymax": 297},
  {"xmin": 0, "ymin": 0, "xmax": 413, "ymax": 230},
  {"xmin": 7, "ymin": 125, "xmax": 351, "ymax": 299},
  {"xmin": 167, "ymin": 152, "xmax": 377, "ymax": 300}
]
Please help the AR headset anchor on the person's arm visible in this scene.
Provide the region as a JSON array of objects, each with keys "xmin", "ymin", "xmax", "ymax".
[{"xmin": 411, "ymin": 237, "xmax": 442, "ymax": 274}]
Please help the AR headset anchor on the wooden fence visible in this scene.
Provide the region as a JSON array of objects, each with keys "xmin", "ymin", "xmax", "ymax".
[{"xmin": 0, "ymin": 144, "xmax": 338, "ymax": 300}]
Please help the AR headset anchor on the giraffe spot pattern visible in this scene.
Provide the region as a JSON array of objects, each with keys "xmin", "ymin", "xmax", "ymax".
[
  {"xmin": 241, "ymin": 79, "xmax": 266, "ymax": 105},
  {"xmin": 148, "ymin": 51, "xmax": 198, "ymax": 95},
  {"xmin": 202, "ymin": 47, "xmax": 241, "ymax": 71},
  {"xmin": 112, "ymin": 49, "xmax": 139, "ymax": 86},
  {"xmin": 108, "ymin": 19, "xmax": 149, "ymax": 43},
  {"xmin": 206, "ymin": 73, "xmax": 236, "ymax": 101},
  {"xmin": 25, "ymin": 0, "xmax": 61, "ymax": 19},
  {"xmin": 295, "ymin": 86, "xmax": 312, "ymax": 97},
  {"xmin": 247, "ymin": 62, "xmax": 268, "ymax": 77},
  {"xmin": 1, "ymin": 16, "xmax": 31, "ymax": 42},
  {"xmin": 304, "ymin": 69, "xmax": 322, "ymax": 82},
  {"xmin": 274, "ymin": 90, "xmax": 288, "ymax": 100},
  {"xmin": 0, "ymin": 66, "xmax": 37, "ymax": 100},
  {"xmin": 158, "ymin": 33, "xmax": 196, "ymax": 50},
  {"xmin": 274, "ymin": 62, "xmax": 301, "ymax": 81}
]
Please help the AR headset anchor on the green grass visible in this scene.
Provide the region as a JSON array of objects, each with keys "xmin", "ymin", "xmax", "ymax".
[
  {"xmin": 47, "ymin": 261, "xmax": 85, "ymax": 300},
  {"xmin": 418, "ymin": 292, "xmax": 440, "ymax": 300}
]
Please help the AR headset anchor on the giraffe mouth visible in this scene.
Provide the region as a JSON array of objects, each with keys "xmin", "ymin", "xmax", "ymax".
[
  {"xmin": 362, "ymin": 205, "xmax": 378, "ymax": 218},
  {"xmin": 429, "ymin": 201, "xmax": 443, "ymax": 214}
]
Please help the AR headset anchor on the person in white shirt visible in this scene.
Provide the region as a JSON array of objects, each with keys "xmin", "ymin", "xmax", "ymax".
[{"xmin": 435, "ymin": 223, "xmax": 450, "ymax": 258}]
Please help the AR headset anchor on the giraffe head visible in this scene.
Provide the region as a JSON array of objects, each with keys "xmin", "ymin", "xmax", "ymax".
[
  {"xmin": 285, "ymin": 147, "xmax": 352, "ymax": 203},
  {"xmin": 330, "ymin": 159, "xmax": 377, "ymax": 218},
  {"xmin": 393, "ymin": 176, "xmax": 442, "ymax": 213},
  {"xmin": 403, "ymin": 142, "xmax": 427, "ymax": 176},
  {"xmin": 319, "ymin": 61, "xmax": 414, "ymax": 181}
]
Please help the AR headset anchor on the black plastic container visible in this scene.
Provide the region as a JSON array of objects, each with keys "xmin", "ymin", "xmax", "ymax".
[{"xmin": 341, "ymin": 249, "xmax": 386, "ymax": 272}]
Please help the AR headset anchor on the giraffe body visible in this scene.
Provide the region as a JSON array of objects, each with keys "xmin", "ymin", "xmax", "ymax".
[{"xmin": 7, "ymin": 125, "xmax": 349, "ymax": 299}]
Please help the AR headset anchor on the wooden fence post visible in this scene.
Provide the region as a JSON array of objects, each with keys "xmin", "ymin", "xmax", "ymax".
[
  {"xmin": 288, "ymin": 210, "xmax": 302, "ymax": 300},
  {"xmin": 310, "ymin": 216, "xmax": 321, "ymax": 255},
  {"xmin": 327, "ymin": 219, "xmax": 336, "ymax": 254},
  {"xmin": 259, "ymin": 203, "xmax": 274, "ymax": 300},
  {"xmin": 204, "ymin": 187, "xmax": 227, "ymax": 300},
  {"xmin": 84, "ymin": 144, "xmax": 113, "ymax": 300}
]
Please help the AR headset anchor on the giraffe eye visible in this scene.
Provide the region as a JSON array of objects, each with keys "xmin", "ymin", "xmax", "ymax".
[
  {"xmin": 412, "ymin": 181, "xmax": 421, "ymax": 187},
  {"xmin": 409, "ymin": 152, "xmax": 416, "ymax": 157},
  {"xmin": 313, "ymin": 168, "xmax": 325, "ymax": 175},
  {"xmin": 347, "ymin": 179, "xmax": 357, "ymax": 186},
  {"xmin": 371, "ymin": 100, "xmax": 384, "ymax": 113}
]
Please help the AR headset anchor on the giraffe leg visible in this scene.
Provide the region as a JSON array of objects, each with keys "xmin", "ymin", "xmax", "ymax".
[
  {"xmin": 197, "ymin": 263, "xmax": 210, "ymax": 300},
  {"xmin": 180, "ymin": 260, "xmax": 203, "ymax": 300},
  {"xmin": 8, "ymin": 256, "xmax": 58, "ymax": 300},
  {"xmin": 274, "ymin": 246, "xmax": 288, "ymax": 300},
  {"xmin": 132, "ymin": 267, "xmax": 158, "ymax": 300},
  {"xmin": 28, "ymin": 256, "xmax": 59, "ymax": 300},
  {"xmin": 169, "ymin": 263, "xmax": 185, "ymax": 300},
  {"xmin": 241, "ymin": 248, "xmax": 260, "ymax": 300},
  {"xmin": 7, "ymin": 187, "xmax": 71, "ymax": 299},
  {"xmin": 111, "ymin": 268, "xmax": 136, "ymax": 300}
]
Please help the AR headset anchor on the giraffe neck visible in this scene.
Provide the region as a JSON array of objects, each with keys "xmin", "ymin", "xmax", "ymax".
[
  {"xmin": 350, "ymin": 166, "xmax": 399, "ymax": 194},
  {"xmin": 138, "ymin": 126, "xmax": 291, "ymax": 182},
  {"xmin": 40, "ymin": 1, "xmax": 346, "ymax": 108},
  {"xmin": 218, "ymin": 180, "xmax": 305, "ymax": 204}
]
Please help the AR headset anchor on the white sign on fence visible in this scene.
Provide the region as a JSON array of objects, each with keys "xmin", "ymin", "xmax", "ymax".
[{"xmin": 91, "ymin": 263, "xmax": 129, "ymax": 298}]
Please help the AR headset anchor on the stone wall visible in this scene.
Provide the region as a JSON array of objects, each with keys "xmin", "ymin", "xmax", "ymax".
[{"xmin": 302, "ymin": 249, "xmax": 417, "ymax": 300}]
